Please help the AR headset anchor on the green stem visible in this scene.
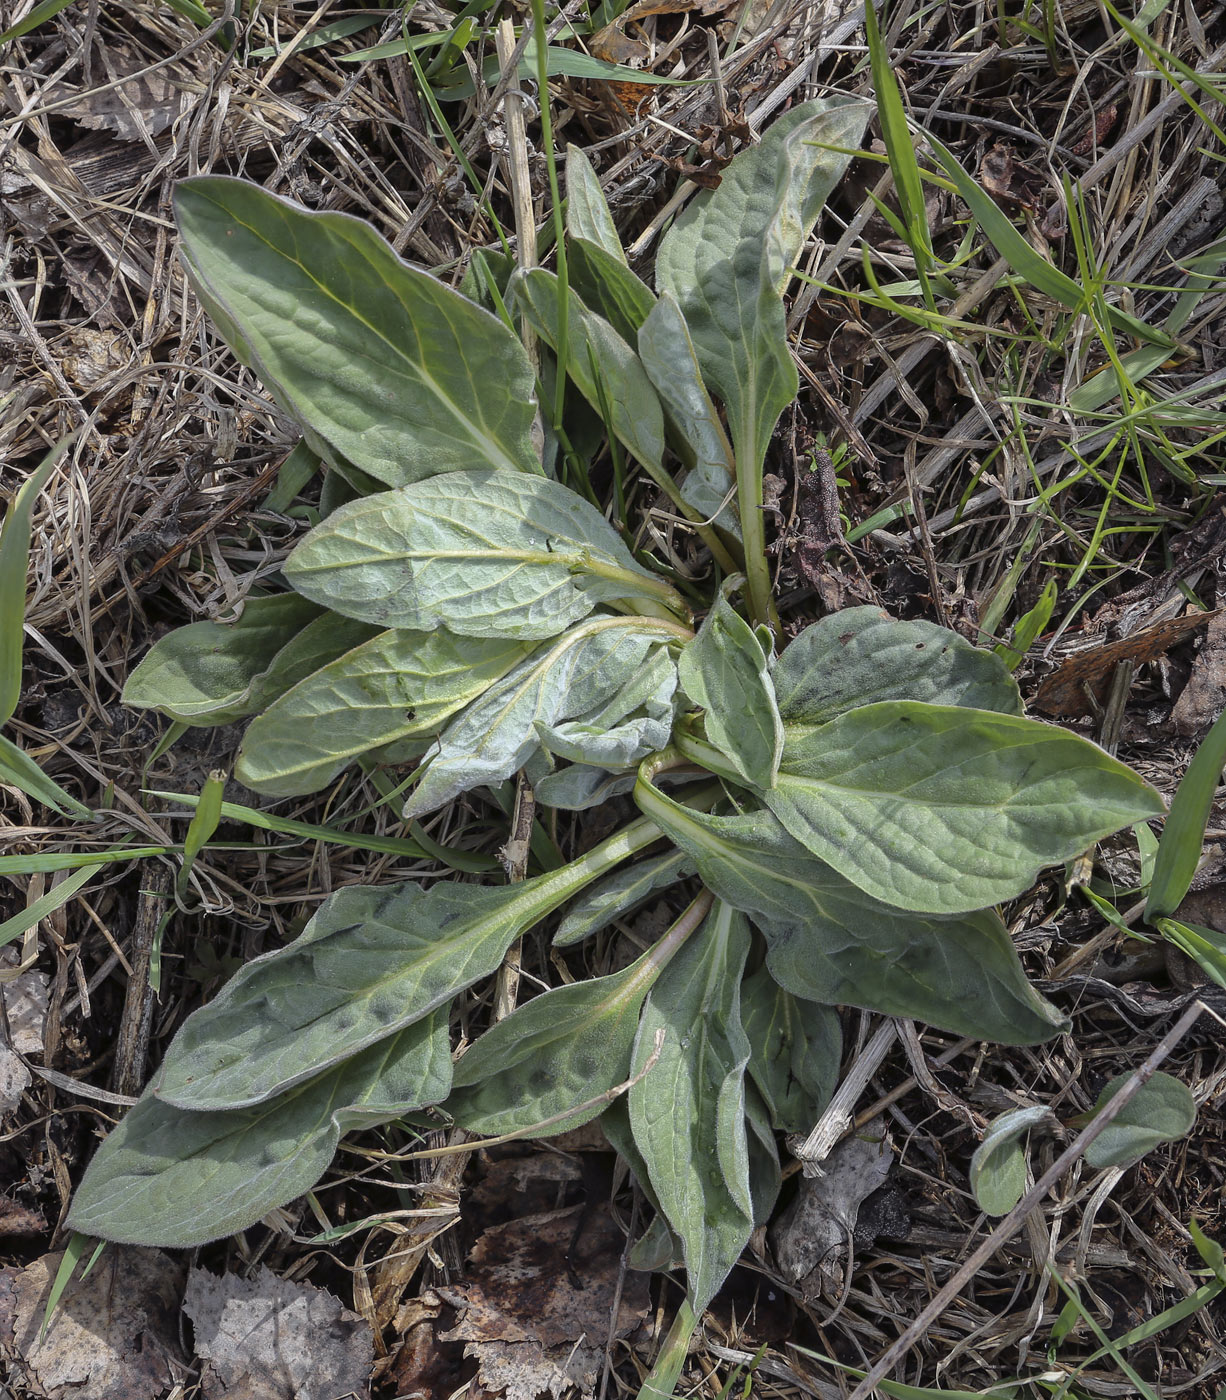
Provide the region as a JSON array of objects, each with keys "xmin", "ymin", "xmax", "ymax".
[
  {"xmin": 636, "ymin": 1297, "xmax": 698, "ymax": 1400},
  {"xmin": 734, "ymin": 444, "xmax": 778, "ymax": 632}
]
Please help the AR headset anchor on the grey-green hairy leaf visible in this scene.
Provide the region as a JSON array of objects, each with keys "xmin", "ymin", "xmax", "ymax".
[
  {"xmin": 569, "ymin": 238, "xmax": 656, "ymax": 343},
  {"xmin": 678, "ymin": 593, "xmax": 782, "ymax": 788},
  {"xmin": 554, "ymin": 849, "xmax": 693, "ymax": 947},
  {"xmin": 633, "ymin": 785, "xmax": 1068, "ymax": 1044},
  {"xmin": 174, "ymin": 177, "xmax": 539, "ymax": 485},
  {"xmin": 775, "ymin": 607, "xmax": 1022, "ymax": 724},
  {"xmin": 536, "ymin": 645, "xmax": 677, "ymax": 770},
  {"xmin": 565, "ymin": 145, "xmax": 626, "ymax": 261},
  {"xmin": 511, "ymin": 268, "xmax": 668, "ymax": 475},
  {"xmin": 969, "ymin": 1106, "xmax": 1057, "ymax": 1217},
  {"xmin": 1084, "ymin": 1071, "xmax": 1196, "ymax": 1169},
  {"xmin": 629, "ymin": 901, "xmax": 754, "ymax": 1314},
  {"xmin": 403, "ymin": 619, "xmax": 677, "ymax": 820},
  {"xmin": 285, "ymin": 470, "xmax": 668, "ymax": 640},
  {"xmin": 236, "ymin": 628, "xmax": 533, "ymax": 797},
  {"xmin": 764, "ymin": 701, "xmax": 1165, "ymax": 914},
  {"xmin": 69, "ymin": 1017, "xmax": 450, "ymax": 1247},
  {"xmin": 739, "ymin": 970, "xmax": 840, "ymax": 1136},
  {"xmin": 154, "ymin": 819, "xmax": 656, "ymax": 1111}
]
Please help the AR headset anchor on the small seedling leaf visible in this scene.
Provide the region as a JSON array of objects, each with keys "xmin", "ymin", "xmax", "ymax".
[
  {"xmin": 969, "ymin": 1106, "xmax": 1057, "ymax": 1216},
  {"xmin": 1084, "ymin": 1071, "xmax": 1196, "ymax": 1169}
]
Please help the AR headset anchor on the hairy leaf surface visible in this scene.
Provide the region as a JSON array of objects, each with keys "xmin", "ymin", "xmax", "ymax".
[
  {"xmin": 554, "ymin": 848, "xmax": 693, "ymax": 947},
  {"xmin": 154, "ymin": 819, "xmax": 657, "ymax": 1111},
  {"xmin": 739, "ymin": 969, "xmax": 840, "ymax": 1135},
  {"xmin": 678, "ymin": 593, "xmax": 782, "ymax": 788},
  {"xmin": 565, "ymin": 145, "xmax": 626, "ymax": 260},
  {"xmin": 69, "ymin": 1016, "xmax": 450, "ymax": 1247},
  {"xmin": 629, "ymin": 901, "xmax": 753, "ymax": 1314},
  {"xmin": 285, "ymin": 470, "xmax": 666, "ymax": 639},
  {"xmin": 764, "ymin": 702, "xmax": 1165, "ymax": 913},
  {"xmin": 1084, "ymin": 1071, "xmax": 1196, "ymax": 1168},
  {"xmin": 633, "ymin": 785, "xmax": 1067, "ymax": 1043},
  {"xmin": 569, "ymin": 238, "xmax": 656, "ymax": 343},
  {"xmin": 969, "ymin": 1106, "xmax": 1055, "ymax": 1217},
  {"xmin": 536, "ymin": 645, "xmax": 677, "ymax": 770},
  {"xmin": 174, "ymin": 177, "xmax": 539, "ymax": 484},
  {"xmin": 774, "ymin": 607, "xmax": 1022, "ymax": 724},
  {"xmin": 236, "ymin": 629, "xmax": 532, "ymax": 796}
]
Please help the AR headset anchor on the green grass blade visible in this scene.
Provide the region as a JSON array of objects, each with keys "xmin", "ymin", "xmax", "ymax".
[
  {"xmin": 0, "ymin": 733, "xmax": 92, "ymax": 820},
  {"xmin": 1145, "ymin": 705, "xmax": 1226, "ymax": 920},
  {"xmin": 0, "ymin": 864, "xmax": 96, "ymax": 952},
  {"xmin": 0, "ymin": 0, "xmax": 76, "ymax": 45},
  {"xmin": 176, "ymin": 771, "xmax": 226, "ymax": 901},
  {"xmin": 40, "ymin": 1233, "xmax": 101, "ymax": 1341}
]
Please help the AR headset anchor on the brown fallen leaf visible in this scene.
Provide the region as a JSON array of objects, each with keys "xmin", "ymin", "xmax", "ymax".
[
  {"xmin": 439, "ymin": 1199, "xmax": 650, "ymax": 1400},
  {"xmin": 589, "ymin": 0, "xmax": 732, "ymax": 117},
  {"xmin": 1033, "ymin": 611, "xmax": 1219, "ymax": 717},
  {"xmin": 0, "ymin": 1247, "xmax": 185, "ymax": 1399},
  {"xmin": 44, "ymin": 44, "xmax": 187, "ymax": 142},
  {"xmin": 184, "ymin": 1264, "xmax": 374, "ymax": 1400}
]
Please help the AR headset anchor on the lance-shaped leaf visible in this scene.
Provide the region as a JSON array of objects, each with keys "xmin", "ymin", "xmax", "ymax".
[
  {"xmin": 678, "ymin": 593, "xmax": 782, "ymax": 788},
  {"xmin": 655, "ymin": 100, "xmax": 870, "ymax": 484},
  {"xmin": 739, "ymin": 969, "xmax": 841, "ymax": 1135},
  {"xmin": 969, "ymin": 1106, "xmax": 1056, "ymax": 1217},
  {"xmin": 154, "ymin": 817, "xmax": 659, "ymax": 1111},
  {"xmin": 403, "ymin": 618, "xmax": 679, "ymax": 820},
  {"xmin": 236, "ymin": 629, "xmax": 533, "ymax": 797},
  {"xmin": 285, "ymin": 470, "xmax": 671, "ymax": 640},
  {"xmin": 633, "ymin": 783, "xmax": 1068, "ymax": 1043},
  {"xmin": 637, "ymin": 293, "xmax": 738, "ymax": 538},
  {"xmin": 553, "ymin": 848, "xmax": 693, "ymax": 947},
  {"xmin": 510, "ymin": 267, "xmax": 668, "ymax": 474},
  {"xmin": 449, "ymin": 906, "xmax": 695, "ymax": 1136},
  {"xmin": 174, "ymin": 177, "xmax": 539, "ymax": 485},
  {"xmin": 629, "ymin": 901, "xmax": 754, "ymax": 1314},
  {"xmin": 763, "ymin": 702, "xmax": 1164, "ymax": 914},
  {"xmin": 122, "ymin": 595, "xmax": 368, "ymax": 726},
  {"xmin": 68, "ymin": 1015, "xmax": 450, "ymax": 1248},
  {"xmin": 569, "ymin": 237, "xmax": 656, "ymax": 344},
  {"xmin": 565, "ymin": 145, "xmax": 626, "ymax": 260},
  {"xmin": 775, "ymin": 607, "xmax": 1022, "ymax": 724}
]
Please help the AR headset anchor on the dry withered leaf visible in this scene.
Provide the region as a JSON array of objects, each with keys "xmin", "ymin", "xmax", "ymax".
[
  {"xmin": 184, "ymin": 1264, "xmax": 374, "ymax": 1400},
  {"xmin": 0, "ymin": 1247, "xmax": 185, "ymax": 1399},
  {"xmin": 45, "ymin": 46, "xmax": 187, "ymax": 142},
  {"xmin": 0, "ymin": 949, "xmax": 48, "ymax": 1118},
  {"xmin": 1033, "ymin": 611, "xmax": 1219, "ymax": 717},
  {"xmin": 590, "ymin": 0, "xmax": 731, "ymax": 116},
  {"xmin": 1170, "ymin": 613, "xmax": 1226, "ymax": 736},
  {"xmin": 439, "ymin": 1200, "xmax": 650, "ymax": 1400},
  {"xmin": 0, "ymin": 1197, "xmax": 46, "ymax": 1237}
]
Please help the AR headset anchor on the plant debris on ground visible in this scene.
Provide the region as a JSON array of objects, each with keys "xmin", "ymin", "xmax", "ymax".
[{"xmin": 2, "ymin": 1, "xmax": 1226, "ymax": 1398}]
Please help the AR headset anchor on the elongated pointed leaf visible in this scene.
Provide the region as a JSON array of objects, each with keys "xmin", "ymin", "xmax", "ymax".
[
  {"xmin": 764, "ymin": 701, "xmax": 1164, "ymax": 914},
  {"xmin": 122, "ymin": 596, "xmax": 375, "ymax": 726},
  {"xmin": 553, "ymin": 849, "xmax": 693, "ymax": 947},
  {"xmin": 1084, "ymin": 1071, "xmax": 1196, "ymax": 1169},
  {"xmin": 0, "ymin": 732, "xmax": 92, "ymax": 820},
  {"xmin": 633, "ymin": 785, "xmax": 1068, "ymax": 1043},
  {"xmin": 174, "ymin": 177, "xmax": 539, "ymax": 485},
  {"xmin": 69, "ymin": 1017, "xmax": 450, "ymax": 1247},
  {"xmin": 629, "ymin": 901, "xmax": 754, "ymax": 1314},
  {"xmin": 678, "ymin": 593, "xmax": 782, "ymax": 788},
  {"xmin": 656, "ymin": 100, "xmax": 871, "ymax": 482},
  {"xmin": 565, "ymin": 145, "xmax": 626, "ymax": 261},
  {"xmin": 403, "ymin": 619, "xmax": 677, "ymax": 820},
  {"xmin": 236, "ymin": 628, "xmax": 533, "ymax": 796},
  {"xmin": 739, "ymin": 969, "xmax": 840, "ymax": 1135},
  {"xmin": 450, "ymin": 931, "xmax": 685, "ymax": 1136},
  {"xmin": 774, "ymin": 607, "xmax": 1022, "ymax": 724},
  {"xmin": 1145, "ymin": 705, "xmax": 1226, "ymax": 920},
  {"xmin": 510, "ymin": 268, "xmax": 668, "ymax": 474},
  {"xmin": 285, "ymin": 470, "xmax": 668, "ymax": 640},
  {"xmin": 154, "ymin": 818, "xmax": 658, "ymax": 1111},
  {"xmin": 969, "ymin": 1106, "xmax": 1056, "ymax": 1217},
  {"xmin": 568, "ymin": 237, "xmax": 656, "ymax": 343}
]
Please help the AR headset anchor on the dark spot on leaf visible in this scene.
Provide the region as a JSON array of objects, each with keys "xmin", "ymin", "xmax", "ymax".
[
  {"xmin": 839, "ymin": 633, "xmax": 854, "ymax": 645},
  {"xmin": 915, "ymin": 643, "xmax": 925, "ymax": 650}
]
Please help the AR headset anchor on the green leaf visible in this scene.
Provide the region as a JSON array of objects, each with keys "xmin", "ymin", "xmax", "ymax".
[
  {"xmin": 629, "ymin": 900, "xmax": 754, "ymax": 1314},
  {"xmin": 969, "ymin": 1106, "xmax": 1056, "ymax": 1216},
  {"xmin": 774, "ymin": 607, "xmax": 1022, "ymax": 724},
  {"xmin": 153, "ymin": 818, "xmax": 659, "ymax": 1111},
  {"xmin": 678, "ymin": 592, "xmax": 782, "ymax": 788},
  {"xmin": 568, "ymin": 237, "xmax": 657, "ymax": 344},
  {"xmin": 632, "ymin": 786, "xmax": 1068, "ymax": 1044},
  {"xmin": 174, "ymin": 176, "xmax": 539, "ymax": 486},
  {"xmin": 403, "ymin": 618, "xmax": 679, "ymax": 820},
  {"xmin": 0, "ymin": 732, "xmax": 91, "ymax": 820},
  {"xmin": 236, "ymin": 628, "xmax": 533, "ymax": 797},
  {"xmin": 739, "ymin": 969, "xmax": 840, "ymax": 1135},
  {"xmin": 762, "ymin": 701, "xmax": 1164, "ymax": 914},
  {"xmin": 511, "ymin": 268, "xmax": 668, "ymax": 475},
  {"xmin": 450, "ymin": 911, "xmax": 694, "ymax": 1136},
  {"xmin": 1084, "ymin": 1071, "xmax": 1196, "ymax": 1169},
  {"xmin": 565, "ymin": 146, "xmax": 627, "ymax": 262},
  {"xmin": 636, "ymin": 293, "xmax": 737, "ymax": 537},
  {"xmin": 1154, "ymin": 918, "xmax": 1226, "ymax": 991},
  {"xmin": 122, "ymin": 596, "xmax": 373, "ymax": 726},
  {"xmin": 284, "ymin": 470, "xmax": 673, "ymax": 640},
  {"xmin": 655, "ymin": 100, "xmax": 871, "ymax": 568},
  {"xmin": 537, "ymin": 645, "xmax": 678, "ymax": 771},
  {"xmin": 1145, "ymin": 705, "xmax": 1226, "ymax": 921},
  {"xmin": 69, "ymin": 1017, "xmax": 451, "ymax": 1247},
  {"xmin": 553, "ymin": 848, "xmax": 693, "ymax": 947}
]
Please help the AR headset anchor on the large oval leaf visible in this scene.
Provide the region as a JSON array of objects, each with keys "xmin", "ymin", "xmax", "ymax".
[
  {"xmin": 68, "ymin": 1016, "xmax": 450, "ymax": 1247},
  {"xmin": 774, "ymin": 606, "xmax": 1022, "ymax": 723},
  {"xmin": 174, "ymin": 177, "xmax": 539, "ymax": 485},
  {"xmin": 284, "ymin": 470, "xmax": 674, "ymax": 639},
  {"xmin": 763, "ymin": 701, "xmax": 1165, "ymax": 914},
  {"xmin": 236, "ymin": 628, "xmax": 533, "ymax": 797}
]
